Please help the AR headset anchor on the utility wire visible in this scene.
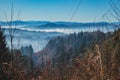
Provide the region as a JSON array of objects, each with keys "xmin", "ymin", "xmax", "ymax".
[{"xmin": 68, "ymin": 0, "xmax": 82, "ymax": 22}]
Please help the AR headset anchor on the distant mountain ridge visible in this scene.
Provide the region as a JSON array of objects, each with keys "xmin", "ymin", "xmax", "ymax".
[
  {"xmin": 0, "ymin": 20, "xmax": 50, "ymax": 26},
  {"xmin": 1, "ymin": 20, "xmax": 119, "ymax": 27}
]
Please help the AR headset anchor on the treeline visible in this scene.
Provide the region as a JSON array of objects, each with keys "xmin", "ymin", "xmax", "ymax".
[{"xmin": 39, "ymin": 30, "xmax": 112, "ymax": 65}]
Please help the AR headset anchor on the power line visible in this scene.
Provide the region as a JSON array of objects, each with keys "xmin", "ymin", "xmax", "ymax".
[
  {"xmin": 40, "ymin": 0, "xmax": 83, "ymax": 66},
  {"xmin": 68, "ymin": 0, "xmax": 82, "ymax": 22}
]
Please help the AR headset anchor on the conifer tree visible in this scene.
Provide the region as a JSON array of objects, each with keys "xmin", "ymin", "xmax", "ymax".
[
  {"xmin": 0, "ymin": 26, "xmax": 10, "ymax": 63},
  {"xmin": 0, "ymin": 26, "xmax": 10, "ymax": 79}
]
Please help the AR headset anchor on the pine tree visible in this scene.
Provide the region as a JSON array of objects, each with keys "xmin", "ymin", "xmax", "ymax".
[
  {"xmin": 0, "ymin": 26, "xmax": 11, "ymax": 79},
  {"xmin": 0, "ymin": 26, "xmax": 10, "ymax": 63}
]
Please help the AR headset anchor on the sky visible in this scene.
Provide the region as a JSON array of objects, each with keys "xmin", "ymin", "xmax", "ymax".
[{"xmin": 0, "ymin": 0, "xmax": 119, "ymax": 22}]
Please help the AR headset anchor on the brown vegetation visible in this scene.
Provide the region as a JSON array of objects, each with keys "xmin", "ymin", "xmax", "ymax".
[{"xmin": 30, "ymin": 29, "xmax": 120, "ymax": 80}]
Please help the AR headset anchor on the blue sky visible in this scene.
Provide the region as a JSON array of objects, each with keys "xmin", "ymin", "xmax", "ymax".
[{"xmin": 0, "ymin": 0, "xmax": 118, "ymax": 22}]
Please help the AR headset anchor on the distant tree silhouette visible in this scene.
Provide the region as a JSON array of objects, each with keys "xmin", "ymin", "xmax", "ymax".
[
  {"xmin": 0, "ymin": 26, "xmax": 11, "ymax": 79},
  {"xmin": 0, "ymin": 26, "xmax": 10, "ymax": 63}
]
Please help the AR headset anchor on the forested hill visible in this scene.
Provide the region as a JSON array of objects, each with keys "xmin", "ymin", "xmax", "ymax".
[
  {"xmin": 33, "ymin": 30, "xmax": 112, "ymax": 65},
  {"xmin": 32, "ymin": 29, "xmax": 120, "ymax": 80}
]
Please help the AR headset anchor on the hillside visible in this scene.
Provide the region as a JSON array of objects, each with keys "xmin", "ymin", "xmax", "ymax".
[
  {"xmin": 1, "ymin": 27, "xmax": 120, "ymax": 80},
  {"xmin": 33, "ymin": 30, "xmax": 112, "ymax": 66},
  {"xmin": 32, "ymin": 29, "xmax": 120, "ymax": 80}
]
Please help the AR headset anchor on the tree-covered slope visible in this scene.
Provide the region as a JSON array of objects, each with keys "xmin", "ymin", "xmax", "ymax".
[
  {"xmin": 33, "ymin": 29, "xmax": 120, "ymax": 80},
  {"xmin": 34, "ymin": 30, "xmax": 112, "ymax": 66}
]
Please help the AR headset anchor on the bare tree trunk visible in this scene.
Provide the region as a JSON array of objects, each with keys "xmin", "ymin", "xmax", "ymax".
[{"xmin": 4, "ymin": 1, "xmax": 21, "ymax": 79}]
